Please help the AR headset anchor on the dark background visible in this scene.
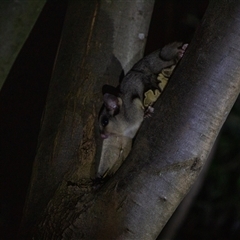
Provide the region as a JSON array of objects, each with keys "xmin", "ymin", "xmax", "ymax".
[{"xmin": 1, "ymin": 0, "xmax": 240, "ymax": 239}]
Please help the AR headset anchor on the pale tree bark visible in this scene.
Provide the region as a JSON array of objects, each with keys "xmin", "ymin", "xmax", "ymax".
[
  {"xmin": 0, "ymin": 0, "xmax": 46, "ymax": 90},
  {"xmin": 20, "ymin": 0, "xmax": 240, "ymax": 239},
  {"xmin": 158, "ymin": 141, "xmax": 217, "ymax": 239}
]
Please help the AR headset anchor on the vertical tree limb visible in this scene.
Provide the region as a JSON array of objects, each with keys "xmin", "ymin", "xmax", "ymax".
[{"xmin": 20, "ymin": 0, "xmax": 154, "ymax": 238}]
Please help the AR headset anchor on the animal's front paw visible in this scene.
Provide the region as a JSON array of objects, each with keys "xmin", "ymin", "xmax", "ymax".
[
  {"xmin": 177, "ymin": 43, "xmax": 188, "ymax": 59},
  {"xmin": 144, "ymin": 106, "xmax": 154, "ymax": 118}
]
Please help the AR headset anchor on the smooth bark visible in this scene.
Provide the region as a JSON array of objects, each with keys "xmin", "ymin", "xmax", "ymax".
[{"xmin": 0, "ymin": 0, "xmax": 46, "ymax": 90}]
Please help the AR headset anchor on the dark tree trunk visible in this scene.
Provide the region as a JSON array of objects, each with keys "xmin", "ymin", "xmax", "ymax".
[{"xmin": 20, "ymin": 0, "xmax": 240, "ymax": 239}]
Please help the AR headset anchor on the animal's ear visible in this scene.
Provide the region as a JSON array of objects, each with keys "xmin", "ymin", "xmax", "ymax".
[{"xmin": 103, "ymin": 93, "xmax": 122, "ymax": 116}]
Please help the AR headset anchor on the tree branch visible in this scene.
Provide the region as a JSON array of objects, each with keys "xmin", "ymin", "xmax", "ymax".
[{"xmin": 20, "ymin": 0, "xmax": 154, "ymax": 238}]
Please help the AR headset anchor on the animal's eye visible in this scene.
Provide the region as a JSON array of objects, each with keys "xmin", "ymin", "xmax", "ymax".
[{"xmin": 101, "ymin": 117, "xmax": 109, "ymax": 127}]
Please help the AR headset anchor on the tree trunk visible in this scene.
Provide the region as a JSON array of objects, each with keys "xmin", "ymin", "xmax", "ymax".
[
  {"xmin": 19, "ymin": 0, "xmax": 154, "ymax": 238},
  {"xmin": 20, "ymin": 0, "xmax": 240, "ymax": 239},
  {"xmin": 0, "ymin": 0, "xmax": 46, "ymax": 90}
]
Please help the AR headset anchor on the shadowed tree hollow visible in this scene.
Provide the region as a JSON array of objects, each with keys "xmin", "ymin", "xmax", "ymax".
[{"xmin": 19, "ymin": 0, "xmax": 240, "ymax": 239}]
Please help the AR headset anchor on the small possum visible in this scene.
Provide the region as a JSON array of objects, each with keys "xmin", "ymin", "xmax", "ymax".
[{"xmin": 99, "ymin": 42, "xmax": 188, "ymax": 140}]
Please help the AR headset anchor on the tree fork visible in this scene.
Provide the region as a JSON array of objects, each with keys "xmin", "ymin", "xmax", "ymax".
[{"xmin": 20, "ymin": 0, "xmax": 240, "ymax": 239}]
